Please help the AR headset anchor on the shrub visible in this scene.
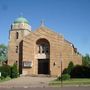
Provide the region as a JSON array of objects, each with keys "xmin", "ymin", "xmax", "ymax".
[
  {"xmin": 0, "ymin": 64, "xmax": 19, "ymax": 79},
  {"xmin": 0, "ymin": 76, "xmax": 4, "ymax": 80},
  {"xmin": 62, "ymin": 68, "xmax": 68, "ymax": 74},
  {"xmin": 57, "ymin": 74, "xmax": 70, "ymax": 81},
  {"xmin": 11, "ymin": 63, "xmax": 19, "ymax": 78},
  {"xmin": 62, "ymin": 61, "xmax": 74, "ymax": 75},
  {"xmin": 70, "ymin": 65, "xmax": 90, "ymax": 78},
  {"xmin": 0, "ymin": 65, "xmax": 11, "ymax": 78},
  {"xmin": 67, "ymin": 61, "xmax": 74, "ymax": 74}
]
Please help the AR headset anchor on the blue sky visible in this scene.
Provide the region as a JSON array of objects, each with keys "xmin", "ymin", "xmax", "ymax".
[{"xmin": 0, "ymin": 0, "xmax": 90, "ymax": 55}]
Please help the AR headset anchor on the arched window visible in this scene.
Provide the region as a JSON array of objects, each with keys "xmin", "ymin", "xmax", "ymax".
[
  {"xmin": 36, "ymin": 39, "xmax": 50, "ymax": 54},
  {"xmin": 38, "ymin": 44, "xmax": 49, "ymax": 54},
  {"xmin": 16, "ymin": 32, "xmax": 19, "ymax": 39}
]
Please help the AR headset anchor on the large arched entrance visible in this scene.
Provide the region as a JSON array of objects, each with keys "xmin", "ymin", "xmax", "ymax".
[{"xmin": 36, "ymin": 38, "xmax": 50, "ymax": 75}]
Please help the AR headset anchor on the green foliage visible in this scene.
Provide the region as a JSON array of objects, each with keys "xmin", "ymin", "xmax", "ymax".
[
  {"xmin": 11, "ymin": 63, "xmax": 19, "ymax": 78},
  {"xmin": 57, "ymin": 74, "xmax": 70, "ymax": 81},
  {"xmin": 0, "ymin": 76, "xmax": 4, "ymax": 80},
  {"xmin": 63, "ymin": 61, "xmax": 74, "ymax": 75},
  {"xmin": 0, "ymin": 63, "xmax": 19, "ymax": 79},
  {"xmin": 82, "ymin": 54, "xmax": 90, "ymax": 67},
  {"xmin": 0, "ymin": 44, "xmax": 7, "ymax": 62},
  {"xmin": 67, "ymin": 61, "xmax": 74, "ymax": 74},
  {"xmin": 0, "ymin": 76, "xmax": 11, "ymax": 81},
  {"xmin": 62, "ymin": 68, "xmax": 68, "ymax": 74},
  {"xmin": 70, "ymin": 65, "xmax": 90, "ymax": 78},
  {"xmin": 0, "ymin": 65, "xmax": 11, "ymax": 78},
  {"xmin": 62, "ymin": 55, "xmax": 90, "ymax": 78},
  {"xmin": 68, "ymin": 61, "xmax": 74, "ymax": 69}
]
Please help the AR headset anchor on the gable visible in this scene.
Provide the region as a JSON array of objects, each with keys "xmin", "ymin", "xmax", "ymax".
[
  {"xmin": 34, "ymin": 26, "xmax": 63, "ymax": 39},
  {"xmin": 23, "ymin": 26, "xmax": 64, "ymax": 43}
]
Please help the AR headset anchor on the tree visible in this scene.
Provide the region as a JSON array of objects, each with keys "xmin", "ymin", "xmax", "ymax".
[
  {"xmin": 0, "ymin": 44, "xmax": 8, "ymax": 65},
  {"xmin": 82, "ymin": 54, "xmax": 90, "ymax": 67}
]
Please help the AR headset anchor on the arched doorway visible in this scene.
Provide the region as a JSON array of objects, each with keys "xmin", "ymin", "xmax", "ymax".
[{"xmin": 36, "ymin": 38, "xmax": 50, "ymax": 75}]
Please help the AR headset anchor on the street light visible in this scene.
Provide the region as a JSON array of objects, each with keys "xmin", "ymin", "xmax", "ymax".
[
  {"xmin": 58, "ymin": 33, "xmax": 63, "ymax": 87},
  {"xmin": 60, "ymin": 53, "xmax": 63, "ymax": 87}
]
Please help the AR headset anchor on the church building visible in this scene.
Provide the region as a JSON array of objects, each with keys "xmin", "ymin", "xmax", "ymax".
[{"xmin": 8, "ymin": 16, "xmax": 82, "ymax": 76}]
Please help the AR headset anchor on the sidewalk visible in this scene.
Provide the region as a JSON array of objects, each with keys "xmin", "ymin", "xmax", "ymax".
[{"xmin": 0, "ymin": 76, "xmax": 56, "ymax": 88}]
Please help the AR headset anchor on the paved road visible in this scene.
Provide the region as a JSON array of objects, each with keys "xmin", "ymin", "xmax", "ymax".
[
  {"xmin": 0, "ymin": 87, "xmax": 90, "ymax": 90},
  {"xmin": 0, "ymin": 76, "xmax": 56, "ymax": 88}
]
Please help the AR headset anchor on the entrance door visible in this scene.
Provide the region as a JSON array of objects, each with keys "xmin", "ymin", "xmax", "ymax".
[{"xmin": 38, "ymin": 59, "xmax": 49, "ymax": 74}]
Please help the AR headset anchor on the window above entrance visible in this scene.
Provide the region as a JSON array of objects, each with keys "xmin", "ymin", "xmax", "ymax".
[
  {"xmin": 36, "ymin": 38, "xmax": 50, "ymax": 59},
  {"xmin": 38, "ymin": 43, "xmax": 49, "ymax": 54}
]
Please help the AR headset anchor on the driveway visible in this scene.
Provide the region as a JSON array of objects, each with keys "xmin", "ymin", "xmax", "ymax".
[{"xmin": 0, "ymin": 76, "xmax": 56, "ymax": 88}]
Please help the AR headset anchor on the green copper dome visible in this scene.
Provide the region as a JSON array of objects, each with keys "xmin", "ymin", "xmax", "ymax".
[{"xmin": 14, "ymin": 16, "xmax": 29, "ymax": 24}]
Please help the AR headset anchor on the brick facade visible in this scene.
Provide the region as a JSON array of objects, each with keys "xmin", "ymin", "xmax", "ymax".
[{"xmin": 8, "ymin": 17, "xmax": 82, "ymax": 76}]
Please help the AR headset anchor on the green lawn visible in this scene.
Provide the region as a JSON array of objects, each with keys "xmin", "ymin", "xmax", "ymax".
[
  {"xmin": 49, "ymin": 79, "xmax": 90, "ymax": 86},
  {"xmin": 0, "ymin": 77, "xmax": 11, "ymax": 82}
]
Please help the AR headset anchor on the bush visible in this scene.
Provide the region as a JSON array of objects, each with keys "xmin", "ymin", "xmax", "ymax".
[
  {"xmin": 70, "ymin": 65, "xmax": 90, "ymax": 78},
  {"xmin": 62, "ymin": 61, "xmax": 74, "ymax": 75},
  {"xmin": 57, "ymin": 74, "xmax": 70, "ymax": 81},
  {"xmin": 0, "ymin": 64, "xmax": 19, "ymax": 79},
  {"xmin": 11, "ymin": 63, "xmax": 19, "ymax": 78},
  {"xmin": 0, "ymin": 65, "xmax": 11, "ymax": 78},
  {"xmin": 62, "ymin": 68, "xmax": 68, "ymax": 74},
  {"xmin": 0, "ymin": 76, "xmax": 4, "ymax": 80},
  {"xmin": 67, "ymin": 61, "xmax": 74, "ymax": 74}
]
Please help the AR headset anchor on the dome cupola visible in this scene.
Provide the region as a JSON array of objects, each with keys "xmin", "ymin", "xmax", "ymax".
[
  {"xmin": 14, "ymin": 16, "xmax": 29, "ymax": 24},
  {"xmin": 11, "ymin": 16, "xmax": 31, "ymax": 31}
]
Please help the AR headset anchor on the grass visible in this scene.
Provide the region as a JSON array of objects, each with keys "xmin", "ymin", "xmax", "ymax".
[
  {"xmin": 0, "ymin": 77, "xmax": 11, "ymax": 82},
  {"xmin": 49, "ymin": 78, "xmax": 90, "ymax": 86}
]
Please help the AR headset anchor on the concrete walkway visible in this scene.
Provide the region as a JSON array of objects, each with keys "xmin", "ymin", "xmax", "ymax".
[{"xmin": 0, "ymin": 76, "xmax": 56, "ymax": 88}]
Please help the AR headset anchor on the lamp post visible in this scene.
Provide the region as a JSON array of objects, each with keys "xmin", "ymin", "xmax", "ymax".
[
  {"xmin": 60, "ymin": 53, "xmax": 63, "ymax": 87},
  {"xmin": 58, "ymin": 33, "xmax": 63, "ymax": 87}
]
